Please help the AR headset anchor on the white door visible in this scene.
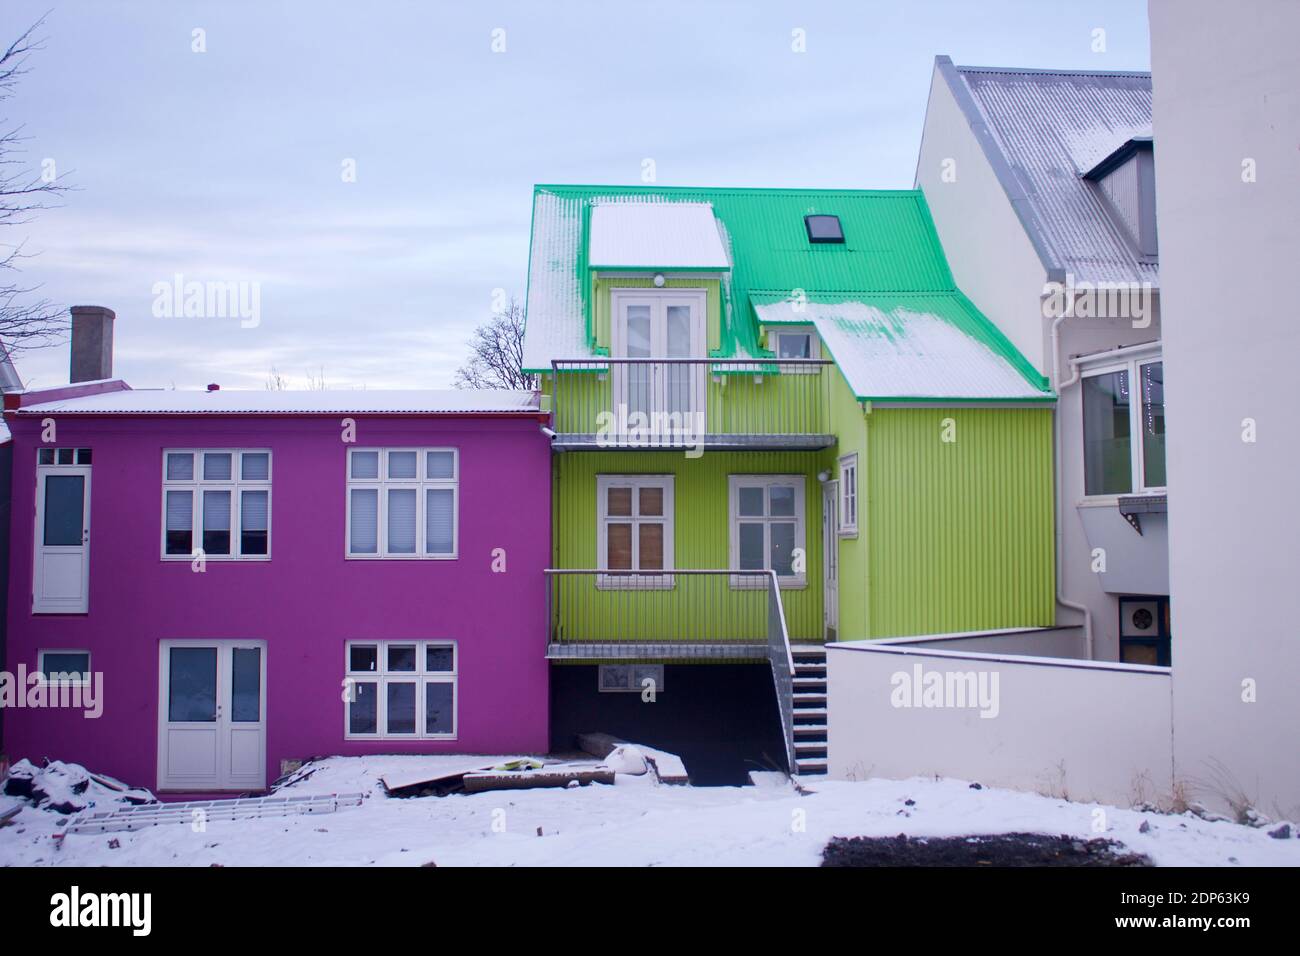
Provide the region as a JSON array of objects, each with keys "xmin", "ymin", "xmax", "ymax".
[
  {"xmin": 823, "ymin": 481, "xmax": 839, "ymax": 639},
  {"xmin": 158, "ymin": 641, "xmax": 267, "ymax": 791},
  {"xmin": 611, "ymin": 291, "xmax": 706, "ymax": 439},
  {"xmin": 33, "ymin": 463, "xmax": 91, "ymax": 613}
]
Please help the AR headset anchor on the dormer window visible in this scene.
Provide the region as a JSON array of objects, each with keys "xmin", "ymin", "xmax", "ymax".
[
  {"xmin": 1085, "ymin": 138, "xmax": 1158, "ymax": 261},
  {"xmin": 804, "ymin": 215, "xmax": 844, "ymax": 244}
]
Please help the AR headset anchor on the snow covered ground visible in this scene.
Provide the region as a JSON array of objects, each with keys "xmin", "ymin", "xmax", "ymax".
[{"xmin": 2, "ymin": 755, "xmax": 1297, "ymax": 867}]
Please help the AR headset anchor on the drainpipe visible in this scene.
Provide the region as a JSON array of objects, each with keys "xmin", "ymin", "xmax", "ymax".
[{"xmin": 1051, "ymin": 312, "xmax": 1093, "ymax": 659}]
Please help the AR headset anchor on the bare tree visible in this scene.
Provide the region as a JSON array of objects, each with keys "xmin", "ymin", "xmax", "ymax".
[
  {"xmin": 1, "ymin": 16, "xmax": 72, "ymax": 352},
  {"xmin": 265, "ymin": 366, "xmax": 289, "ymax": 390},
  {"xmin": 454, "ymin": 298, "xmax": 533, "ymax": 390}
]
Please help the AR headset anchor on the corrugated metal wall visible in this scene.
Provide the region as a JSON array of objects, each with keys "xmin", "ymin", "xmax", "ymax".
[{"xmin": 864, "ymin": 407, "xmax": 1056, "ymax": 637}]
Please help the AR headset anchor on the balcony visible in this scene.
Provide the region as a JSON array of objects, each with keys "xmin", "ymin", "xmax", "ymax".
[
  {"xmin": 548, "ymin": 358, "xmax": 835, "ymax": 451},
  {"xmin": 545, "ymin": 568, "xmax": 797, "ymax": 772}
]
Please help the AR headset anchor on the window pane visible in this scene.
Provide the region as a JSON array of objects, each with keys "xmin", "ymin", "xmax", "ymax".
[
  {"xmin": 770, "ymin": 522, "xmax": 796, "ymax": 575},
  {"xmin": 738, "ymin": 523, "xmax": 764, "ymax": 570},
  {"xmin": 350, "ymin": 451, "xmax": 379, "ymax": 479},
  {"xmin": 769, "ymin": 484, "xmax": 796, "ymax": 517},
  {"xmin": 168, "ymin": 647, "xmax": 217, "ymax": 722},
  {"xmin": 348, "ymin": 681, "xmax": 377, "ymax": 734},
  {"xmin": 625, "ymin": 305, "xmax": 652, "ymax": 358},
  {"xmin": 1140, "ymin": 362, "xmax": 1166, "ymax": 488},
  {"xmin": 388, "ymin": 644, "xmax": 417, "ymax": 672},
  {"xmin": 1082, "ymin": 371, "xmax": 1132, "ymax": 495},
  {"xmin": 665, "ymin": 305, "xmax": 691, "ymax": 358},
  {"xmin": 240, "ymin": 490, "xmax": 269, "ymax": 555},
  {"xmin": 638, "ymin": 486, "xmax": 663, "ymax": 517},
  {"xmin": 738, "ymin": 486, "xmax": 764, "ymax": 517},
  {"xmin": 41, "ymin": 652, "xmax": 90, "ymax": 682},
  {"xmin": 166, "ymin": 452, "xmax": 194, "ymax": 480},
  {"xmin": 778, "ymin": 333, "xmax": 811, "ymax": 359},
  {"xmin": 38, "ymin": 448, "xmax": 54, "ymax": 465},
  {"xmin": 425, "ymin": 645, "xmax": 454, "ymax": 672},
  {"xmin": 203, "ymin": 452, "xmax": 233, "ymax": 481},
  {"xmin": 76, "ymin": 448, "xmax": 93, "ymax": 465},
  {"xmin": 606, "ymin": 487, "xmax": 632, "ymax": 517},
  {"xmin": 42, "ymin": 475, "xmax": 84, "ymax": 546},
  {"xmin": 387, "ymin": 488, "xmax": 417, "ymax": 554},
  {"xmin": 231, "ymin": 647, "xmax": 261, "ymax": 722},
  {"xmin": 639, "ymin": 523, "xmax": 664, "ymax": 570},
  {"xmin": 427, "ymin": 451, "xmax": 455, "ymax": 480},
  {"xmin": 349, "ymin": 489, "xmax": 378, "ymax": 554},
  {"xmin": 425, "ymin": 488, "xmax": 455, "ymax": 555},
  {"xmin": 425, "ymin": 681, "xmax": 454, "ymax": 735},
  {"xmin": 165, "ymin": 490, "xmax": 193, "ymax": 555},
  {"xmin": 607, "ymin": 523, "xmax": 633, "ymax": 570},
  {"xmin": 349, "ymin": 645, "xmax": 378, "ymax": 673},
  {"xmin": 386, "ymin": 682, "xmax": 417, "ymax": 734},
  {"xmin": 57, "ymin": 448, "xmax": 74, "ymax": 465},
  {"xmin": 388, "ymin": 451, "xmax": 418, "ymax": 479},
  {"xmin": 241, "ymin": 452, "xmax": 270, "ymax": 481},
  {"xmin": 202, "ymin": 490, "xmax": 232, "ymax": 555}
]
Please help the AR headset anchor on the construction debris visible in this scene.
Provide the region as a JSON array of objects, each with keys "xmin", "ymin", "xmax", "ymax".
[
  {"xmin": 462, "ymin": 765, "xmax": 614, "ymax": 793},
  {"xmin": 65, "ymin": 792, "xmax": 365, "ymax": 834},
  {"xmin": 576, "ymin": 733, "xmax": 689, "ymax": 784}
]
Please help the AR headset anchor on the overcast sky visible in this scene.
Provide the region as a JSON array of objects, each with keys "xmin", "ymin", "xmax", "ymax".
[{"xmin": 4, "ymin": 0, "xmax": 1151, "ymax": 391}]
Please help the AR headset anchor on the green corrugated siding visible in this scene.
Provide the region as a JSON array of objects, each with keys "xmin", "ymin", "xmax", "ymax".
[
  {"xmin": 553, "ymin": 451, "xmax": 824, "ymax": 641},
  {"xmin": 822, "ymin": 368, "xmax": 869, "ymax": 639},
  {"xmin": 864, "ymin": 407, "xmax": 1056, "ymax": 637}
]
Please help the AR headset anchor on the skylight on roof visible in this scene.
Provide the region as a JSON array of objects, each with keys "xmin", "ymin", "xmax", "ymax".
[{"xmin": 805, "ymin": 214, "xmax": 845, "ymax": 244}]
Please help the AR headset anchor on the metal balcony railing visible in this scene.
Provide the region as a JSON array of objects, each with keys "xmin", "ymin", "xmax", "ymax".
[
  {"xmin": 549, "ymin": 358, "xmax": 835, "ymax": 451},
  {"xmin": 544, "ymin": 568, "xmax": 797, "ymax": 773}
]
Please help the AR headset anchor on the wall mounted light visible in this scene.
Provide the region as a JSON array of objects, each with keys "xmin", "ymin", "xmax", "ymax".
[
  {"xmin": 653, "ymin": 273, "xmax": 666, "ymax": 287},
  {"xmin": 817, "ymin": 470, "xmax": 831, "ymax": 483}
]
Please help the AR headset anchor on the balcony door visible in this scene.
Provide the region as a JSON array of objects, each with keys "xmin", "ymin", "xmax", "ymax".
[
  {"xmin": 33, "ymin": 454, "xmax": 92, "ymax": 614},
  {"xmin": 610, "ymin": 290, "xmax": 706, "ymax": 440}
]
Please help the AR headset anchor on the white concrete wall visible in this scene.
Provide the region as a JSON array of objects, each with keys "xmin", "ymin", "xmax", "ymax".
[
  {"xmin": 916, "ymin": 61, "xmax": 1168, "ymax": 662},
  {"xmin": 828, "ymin": 641, "xmax": 1173, "ymax": 806},
  {"xmin": 875, "ymin": 626, "xmax": 1087, "ymax": 659},
  {"xmin": 1150, "ymin": 0, "xmax": 1300, "ymax": 819}
]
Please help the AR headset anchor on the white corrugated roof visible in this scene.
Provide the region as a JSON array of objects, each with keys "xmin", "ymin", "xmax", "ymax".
[
  {"xmin": 14, "ymin": 388, "xmax": 541, "ymax": 415},
  {"xmin": 942, "ymin": 60, "xmax": 1157, "ymax": 286},
  {"xmin": 755, "ymin": 299, "xmax": 1050, "ymax": 402},
  {"xmin": 588, "ymin": 202, "xmax": 729, "ymax": 270}
]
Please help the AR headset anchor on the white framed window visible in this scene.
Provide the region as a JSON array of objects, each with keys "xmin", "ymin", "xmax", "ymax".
[
  {"xmin": 598, "ymin": 664, "xmax": 665, "ymax": 694},
  {"xmin": 37, "ymin": 649, "xmax": 91, "ymax": 687},
  {"xmin": 596, "ymin": 475, "xmax": 674, "ymax": 588},
  {"xmin": 343, "ymin": 640, "xmax": 457, "ymax": 739},
  {"xmin": 768, "ymin": 327, "xmax": 821, "ymax": 372},
  {"xmin": 346, "ymin": 448, "xmax": 458, "ymax": 559},
  {"xmin": 838, "ymin": 453, "xmax": 859, "ymax": 536},
  {"xmin": 1081, "ymin": 354, "xmax": 1165, "ymax": 497},
  {"xmin": 162, "ymin": 450, "xmax": 271, "ymax": 560},
  {"xmin": 728, "ymin": 475, "xmax": 807, "ymax": 588}
]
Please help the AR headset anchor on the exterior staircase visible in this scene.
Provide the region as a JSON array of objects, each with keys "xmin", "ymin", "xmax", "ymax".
[{"xmin": 791, "ymin": 647, "xmax": 828, "ymax": 776}]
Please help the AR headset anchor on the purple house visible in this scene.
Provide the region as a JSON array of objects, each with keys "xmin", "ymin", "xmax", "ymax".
[{"xmin": 1, "ymin": 309, "xmax": 550, "ymax": 793}]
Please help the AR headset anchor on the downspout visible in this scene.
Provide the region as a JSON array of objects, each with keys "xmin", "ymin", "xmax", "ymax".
[{"xmin": 1050, "ymin": 312, "xmax": 1093, "ymax": 659}]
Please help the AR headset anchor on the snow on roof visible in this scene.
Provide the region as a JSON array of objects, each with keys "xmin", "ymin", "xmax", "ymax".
[
  {"xmin": 754, "ymin": 297, "xmax": 1051, "ymax": 402},
  {"xmin": 939, "ymin": 58, "xmax": 1157, "ymax": 286},
  {"xmin": 522, "ymin": 189, "xmax": 589, "ymax": 372},
  {"xmin": 588, "ymin": 202, "xmax": 730, "ymax": 271},
  {"xmin": 14, "ymin": 388, "xmax": 541, "ymax": 416}
]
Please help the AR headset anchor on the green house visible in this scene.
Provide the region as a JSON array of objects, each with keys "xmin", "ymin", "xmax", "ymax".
[{"xmin": 523, "ymin": 185, "xmax": 1055, "ymax": 779}]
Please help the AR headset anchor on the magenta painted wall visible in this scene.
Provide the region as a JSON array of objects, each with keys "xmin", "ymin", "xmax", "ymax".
[{"xmin": 2, "ymin": 412, "xmax": 551, "ymax": 791}]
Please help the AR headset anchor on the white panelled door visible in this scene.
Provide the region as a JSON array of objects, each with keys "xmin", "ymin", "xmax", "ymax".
[
  {"xmin": 158, "ymin": 641, "xmax": 266, "ymax": 791},
  {"xmin": 823, "ymin": 481, "xmax": 839, "ymax": 639},
  {"xmin": 33, "ymin": 462, "xmax": 91, "ymax": 613}
]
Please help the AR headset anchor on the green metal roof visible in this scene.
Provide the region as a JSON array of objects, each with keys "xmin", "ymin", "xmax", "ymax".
[{"xmin": 522, "ymin": 184, "xmax": 1051, "ymax": 400}]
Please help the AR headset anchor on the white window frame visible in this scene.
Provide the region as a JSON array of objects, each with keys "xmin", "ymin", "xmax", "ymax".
[
  {"xmin": 767, "ymin": 326, "xmax": 822, "ymax": 372},
  {"xmin": 598, "ymin": 664, "xmax": 666, "ymax": 694},
  {"xmin": 728, "ymin": 474, "xmax": 807, "ymax": 589},
  {"xmin": 596, "ymin": 475, "xmax": 675, "ymax": 589},
  {"xmin": 838, "ymin": 453, "xmax": 859, "ymax": 537},
  {"xmin": 343, "ymin": 640, "xmax": 458, "ymax": 740},
  {"xmin": 1080, "ymin": 349, "xmax": 1166, "ymax": 498},
  {"xmin": 345, "ymin": 448, "xmax": 459, "ymax": 559},
  {"xmin": 161, "ymin": 450, "xmax": 272, "ymax": 561},
  {"xmin": 36, "ymin": 649, "xmax": 92, "ymax": 688}
]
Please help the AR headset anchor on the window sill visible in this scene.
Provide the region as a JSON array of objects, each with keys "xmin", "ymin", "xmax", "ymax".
[
  {"xmin": 161, "ymin": 555, "xmax": 272, "ymax": 562},
  {"xmin": 344, "ymin": 734, "xmax": 458, "ymax": 742},
  {"xmin": 345, "ymin": 554, "xmax": 459, "ymax": 561},
  {"xmin": 837, "ymin": 528, "xmax": 859, "ymax": 539}
]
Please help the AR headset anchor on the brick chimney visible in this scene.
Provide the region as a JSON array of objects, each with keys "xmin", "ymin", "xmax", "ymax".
[{"xmin": 69, "ymin": 305, "xmax": 115, "ymax": 383}]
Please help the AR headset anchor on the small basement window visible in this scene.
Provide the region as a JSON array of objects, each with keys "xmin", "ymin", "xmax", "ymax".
[{"xmin": 805, "ymin": 214, "xmax": 844, "ymax": 244}]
